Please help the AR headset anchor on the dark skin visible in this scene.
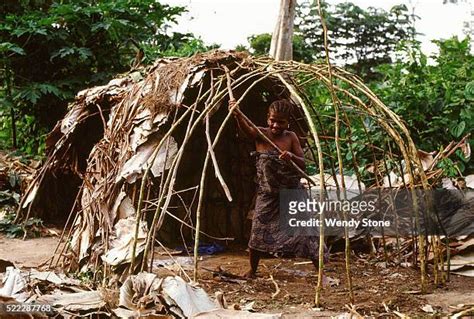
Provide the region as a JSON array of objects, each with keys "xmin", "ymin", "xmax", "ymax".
[
  {"xmin": 229, "ymin": 100, "xmax": 317, "ymax": 278},
  {"xmin": 229, "ymin": 100, "xmax": 305, "ymax": 170}
]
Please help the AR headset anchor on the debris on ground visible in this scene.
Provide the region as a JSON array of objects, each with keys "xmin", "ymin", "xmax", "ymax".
[{"xmin": 0, "ymin": 265, "xmax": 285, "ymax": 318}]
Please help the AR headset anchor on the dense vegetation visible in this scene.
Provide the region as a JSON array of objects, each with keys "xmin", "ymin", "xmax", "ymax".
[
  {"xmin": 0, "ymin": 0, "xmax": 210, "ymax": 154},
  {"xmin": 373, "ymin": 38, "xmax": 473, "ymax": 175},
  {"xmin": 247, "ymin": 1, "xmax": 415, "ymax": 79}
]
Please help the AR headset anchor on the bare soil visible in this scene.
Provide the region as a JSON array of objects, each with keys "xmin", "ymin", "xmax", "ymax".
[
  {"xmin": 0, "ymin": 233, "xmax": 58, "ymax": 269},
  {"xmin": 202, "ymin": 251, "xmax": 474, "ymax": 317},
  {"xmin": 157, "ymin": 247, "xmax": 474, "ymax": 317}
]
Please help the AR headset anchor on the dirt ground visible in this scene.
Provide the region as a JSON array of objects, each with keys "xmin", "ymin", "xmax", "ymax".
[
  {"xmin": 192, "ymin": 249, "xmax": 474, "ymax": 317},
  {"xmin": 1, "ymin": 234, "xmax": 473, "ymax": 318},
  {"xmin": 0, "ymin": 234, "xmax": 58, "ymax": 269}
]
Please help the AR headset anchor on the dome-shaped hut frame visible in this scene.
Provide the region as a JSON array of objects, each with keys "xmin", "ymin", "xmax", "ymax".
[{"xmin": 18, "ymin": 51, "xmax": 440, "ymax": 304}]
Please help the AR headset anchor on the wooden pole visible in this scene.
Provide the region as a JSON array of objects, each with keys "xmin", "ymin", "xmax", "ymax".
[{"xmin": 270, "ymin": 0, "xmax": 296, "ymax": 61}]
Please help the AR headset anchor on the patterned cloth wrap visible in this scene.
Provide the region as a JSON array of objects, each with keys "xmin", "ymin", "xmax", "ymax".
[{"xmin": 248, "ymin": 150, "xmax": 320, "ymax": 260}]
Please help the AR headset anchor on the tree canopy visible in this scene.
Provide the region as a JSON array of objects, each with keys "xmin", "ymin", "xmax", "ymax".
[
  {"xmin": 0, "ymin": 0, "xmax": 208, "ymax": 153},
  {"xmin": 246, "ymin": 1, "xmax": 414, "ymax": 79},
  {"xmin": 296, "ymin": 1, "xmax": 414, "ymax": 68}
]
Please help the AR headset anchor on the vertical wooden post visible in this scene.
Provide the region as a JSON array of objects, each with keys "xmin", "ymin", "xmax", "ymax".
[{"xmin": 270, "ymin": 0, "xmax": 296, "ymax": 61}]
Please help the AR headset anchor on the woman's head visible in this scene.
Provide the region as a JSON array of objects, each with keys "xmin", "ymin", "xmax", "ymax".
[
  {"xmin": 267, "ymin": 99, "xmax": 293, "ymax": 136},
  {"xmin": 268, "ymin": 99, "xmax": 292, "ymax": 118}
]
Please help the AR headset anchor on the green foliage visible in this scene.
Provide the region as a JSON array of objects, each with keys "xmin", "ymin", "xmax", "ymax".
[
  {"xmin": 0, "ymin": 173, "xmax": 44, "ymax": 238},
  {"xmin": 0, "ymin": 210, "xmax": 44, "ymax": 238},
  {"xmin": 74, "ymin": 269, "xmax": 95, "ymax": 286},
  {"xmin": 299, "ymin": 80, "xmax": 373, "ymax": 179},
  {"xmin": 301, "ymin": 38, "xmax": 474, "ymax": 184},
  {"xmin": 0, "ymin": 42, "xmax": 26, "ymax": 55},
  {"xmin": 158, "ymin": 37, "xmax": 218, "ymax": 58},
  {"xmin": 297, "ymin": 37, "xmax": 473, "ymax": 181},
  {"xmin": 234, "ymin": 44, "xmax": 248, "ymax": 52},
  {"xmin": 295, "ymin": 1, "xmax": 414, "ymax": 78},
  {"xmin": 437, "ymin": 158, "xmax": 461, "ymax": 178},
  {"xmin": 0, "ymin": 0, "xmax": 207, "ymax": 155},
  {"xmin": 245, "ymin": 1, "xmax": 414, "ymax": 73},
  {"xmin": 247, "ymin": 33, "xmax": 272, "ymax": 56},
  {"xmin": 373, "ymin": 37, "xmax": 474, "ymax": 174},
  {"xmin": 247, "ymin": 33, "xmax": 314, "ymax": 63}
]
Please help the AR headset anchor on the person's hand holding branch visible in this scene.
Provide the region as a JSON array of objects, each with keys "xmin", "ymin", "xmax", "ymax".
[
  {"xmin": 279, "ymin": 150, "xmax": 294, "ymax": 161},
  {"xmin": 228, "ymin": 98, "xmax": 238, "ymax": 113}
]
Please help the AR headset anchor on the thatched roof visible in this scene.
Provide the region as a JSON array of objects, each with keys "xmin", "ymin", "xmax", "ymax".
[{"xmin": 18, "ymin": 50, "xmax": 429, "ymax": 279}]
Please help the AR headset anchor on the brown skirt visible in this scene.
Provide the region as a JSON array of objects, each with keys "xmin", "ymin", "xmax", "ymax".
[{"xmin": 248, "ymin": 192, "xmax": 320, "ymax": 260}]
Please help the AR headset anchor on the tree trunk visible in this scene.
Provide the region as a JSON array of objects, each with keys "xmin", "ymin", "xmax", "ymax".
[{"xmin": 270, "ymin": 0, "xmax": 296, "ymax": 61}]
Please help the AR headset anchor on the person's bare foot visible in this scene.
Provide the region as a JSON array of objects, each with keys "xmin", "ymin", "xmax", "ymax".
[{"xmin": 242, "ymin": 269, "xmax": 257, "ymax": 279}]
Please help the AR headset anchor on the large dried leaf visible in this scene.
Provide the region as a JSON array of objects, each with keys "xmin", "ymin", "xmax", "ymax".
[
  {"xmin": 110, "ymin": 191, "xmax": 127, "ymax": 224},
  {"xmin": 38, "ymin": 290, "xmax": 105, "ymax": 311},
  {"xmin": 119, "ymin": 272, "xmax": 163, "ymax": 311},
  {"xmin": 29, "ymin": 270, "xmax": 80, "ymax": 286},
  {"xmin": 161, "ymin": 276, "xmax": 217, "ymax": 318},
  {"xmin": 102, "ymin": 217, "xmax": 148, "ymax": 266},
  {"xmin": 460, "ymin": 139, "xmax": 471, "ymax": 159},
  {"xmin": 77, "ymin": 76, "xmax": 131, "ymax": 104},
  {"xmin": 21, "ymin": 182, "xmax": 39, "ymax": 209},
  {"xmin": 417, "ymin": 149, "xmax": 436, "ymax": 171},
  {"xmin": 0, "ymin": 267, "xmax": 28, "ymax": 301},
  {"xmin": 457, "ymin": 237, "xmax": 474, "ymax": 252},
  {"xmin": 129, "ymin": 109, "xmax": 168, "ymax": 152},
  {"xmin": 189, "ymin": 69, "xmax": 206, "ymax": 87},
  {"xmin": 442, "ymin": 178, "xmax": 457, "ymax": 190},
  {"xmin": 69, "ymin": 214, "xmax": 92, "ymax": 261},
  {"xmin": 60, "ymin": 107, "xmax": 87, "ymax": 135},
  {"xmin": 466, "ymin": 174, "xmax": 474, "ymax": 189},
  {"xmin": 169, "ymin": 73, "xmax": 192, "ymax": 105},
  {"xmin": 117, "ymin": 195, "xmax": 135, "ymax": 220},
  {"xmin": 452, "ymin": 268, "xmax": 474, "ymax": 277},
  {"xmin": 150, "ymin": 136, "xmax": 178, "ymax": 178},
  {"xmin": 446, "ymin": 252, "xmax": 474, "ymax": 276},
  {"xmin": 193, "ymin": 309, "xmax": 282, "ymax": 318},
  {"xmin": 117, "ymin": 135, "xmax": 177, "ymax": 184}
]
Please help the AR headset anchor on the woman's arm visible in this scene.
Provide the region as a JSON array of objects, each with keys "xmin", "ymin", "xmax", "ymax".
[{"xmin": 279, "ymin": 132, "xmax": 305, "ymax": 170}]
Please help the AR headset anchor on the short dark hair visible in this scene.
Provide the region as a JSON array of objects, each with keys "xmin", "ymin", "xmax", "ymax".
[{"xmin": 268, "ymin": 99, "xmax": 293, "ymax": 118}]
